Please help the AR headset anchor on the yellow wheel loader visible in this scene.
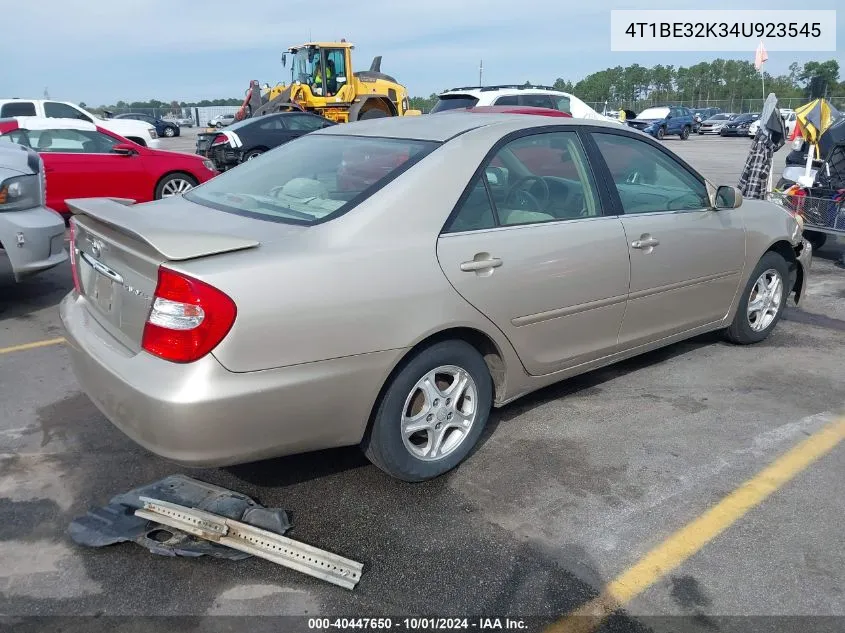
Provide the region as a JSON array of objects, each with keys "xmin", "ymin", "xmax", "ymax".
[{"xmin": 235, "ymin": 40, "xmax": 420, "ymax": 124}]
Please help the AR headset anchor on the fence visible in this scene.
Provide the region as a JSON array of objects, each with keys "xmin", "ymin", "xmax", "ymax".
[
  {"xmin": 589, "ymin": 96, "xmax": 845, "ymax": 115},
  {"xmin": 93, "ymin": 105, "xmax": 242, "ymax": 127}
]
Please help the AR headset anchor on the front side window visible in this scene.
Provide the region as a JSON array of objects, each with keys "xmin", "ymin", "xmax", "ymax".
[
  {"xmin": 184, "ymin": 134, "xmax": 439, "ymax": 225},
  {"xmin": 445, "ymin": 131, "xmax": 602, "ymax": 232},
  {"xmin": 44, "ymin": 102, "xmax": 92, "ymax": 122},
  {"xmin": 592, "ymin": 132, "xmax": 710, "ymax": 214},
  {"xmin": 25, "ymin": 129, "xmax": 119, "ymax": 153},
  {"xmin": 554, "ymin": 96, "xmax": 571, "ymax": 114}
]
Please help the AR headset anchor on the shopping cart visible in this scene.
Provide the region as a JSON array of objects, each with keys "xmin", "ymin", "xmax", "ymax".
[{"xmin": 768, "ymin": 187, "xmax": 845, "ymax": 252}]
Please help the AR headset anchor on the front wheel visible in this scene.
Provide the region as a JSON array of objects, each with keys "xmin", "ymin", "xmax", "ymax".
[
  {"xmin": 362, "ymin": 340, "xmax": 493, "ymax": 482},
  {"xmin": 359, "ymin": 108, "xmax": 389, "ymax": 120},
  {"xmin": 655, "ymin": 126, "xmax": 666, "ymax": 140},
  {"xmin": 680, "ymin": 126, "xmax": 690, "ymax": 140},
  {"xmin": 163, "ymin": 126, "xmax": 176, "ymax": 137},
  {"xmin": 154, "ymin": 172, "xmax": 198, "ymax": 199},
  {"xmin": 724, "ymin": 251, "xmax": 790, "ymax": 345}
]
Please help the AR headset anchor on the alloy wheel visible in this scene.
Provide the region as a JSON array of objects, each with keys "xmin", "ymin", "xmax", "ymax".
[
  {"xmin": 400, "ymin": 365, "xmax": 479, "ymax": 462},
  {"xmin": 160, "ymin": 178, "xmax": 194, "ymax": 197},
  {"xmin": 746, "ymin": 268, "xmax": 783, "ymax": 332}
]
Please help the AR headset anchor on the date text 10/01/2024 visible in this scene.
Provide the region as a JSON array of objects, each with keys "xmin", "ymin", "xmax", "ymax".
[
  {"xmin": 308, "ymin": 618, "xmax": 528, "ymax": 630},
  {"xmin": 624, "ymin": 22, "xmax": 822, "ymax": 38}
]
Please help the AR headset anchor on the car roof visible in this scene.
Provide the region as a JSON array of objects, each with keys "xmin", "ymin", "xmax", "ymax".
[
  {"xmin": 467, "ymin": 106, "xmax": 572, "ymax": 117},
  {"xmin": 314, "ymin": 111, "xmax": 623, "ymax": 142},
  {"xmin": 438, "ymin": 85, "xmax": 569, "ymax": 98},
  {"xmin": 0, "ymin": 116, "xmax": 98, "ymax": 131}
]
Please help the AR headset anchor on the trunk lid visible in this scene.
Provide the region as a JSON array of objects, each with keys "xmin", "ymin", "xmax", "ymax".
[{"xmin": 67, "ymin": 196, "xmax": 267, "ymax": 353}]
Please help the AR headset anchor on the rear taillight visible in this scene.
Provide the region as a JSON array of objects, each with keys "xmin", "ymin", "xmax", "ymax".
[
  {"xmin": 68, "ymin": 220, "xmax": 80, "ymax": 292},
  {"xmin": 141, "ymin": 267, "xmax": 236, "ymax": 363},
  {"xmin": 211, "ymin": 135, "xmax": 227, "ymax": 147}
]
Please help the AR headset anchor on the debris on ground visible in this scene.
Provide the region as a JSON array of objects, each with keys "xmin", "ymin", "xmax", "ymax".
[
  {"xmin": 68, "ymin": 474, "xmax": 364, "ymax": 589},
  {"xmin": 68, "ymin": 474, "xmax": 291, "ymax": 559}
]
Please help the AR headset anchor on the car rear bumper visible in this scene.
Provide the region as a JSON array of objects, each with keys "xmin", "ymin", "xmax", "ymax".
[
  {"xmin": 0, "ymin": 206, "xmax": 67, "ymax": 281},
  {"xmin": 59, "ymin": 291, "xmax": 404, "ymax": 467}
]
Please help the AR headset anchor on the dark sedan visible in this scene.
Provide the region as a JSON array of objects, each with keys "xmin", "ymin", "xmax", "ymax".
[
  {"xmin": 196, "ymin": 111, "xmax": 335, "ymax": 170},
  {"xmin": 111, "ymin": 112, "xmax": 181, "ymax": 138},
  {"xmin": 720, "ymin": 113, "xmax": 760, "ymax": 137}
]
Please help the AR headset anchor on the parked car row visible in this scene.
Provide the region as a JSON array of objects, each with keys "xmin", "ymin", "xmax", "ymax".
[
  {"xmin": 0, "ymin": 117, "xmax": 217, "ymax": 217},
  {"xmin": 57, "ymin": 109, "xmax": 812, "ymax": 483}
]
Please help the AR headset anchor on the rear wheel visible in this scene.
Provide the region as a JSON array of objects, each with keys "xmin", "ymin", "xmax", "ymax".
[
  {"xmin": 154, "ymin": 172, "xmax": 198, "ymax": 199},
  {"xmin": 724, "ymin": 251, "xmax": 790, "ymax": 344},
  {"xmin": 243, "ymin": 148, "xmax": 265, "ymax": 161},
  {"xmin": 362, "ymin": 340, "xmax": 493, "ymax": 482}
]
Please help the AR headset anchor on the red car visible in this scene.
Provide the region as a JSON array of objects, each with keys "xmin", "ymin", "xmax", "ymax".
[{"xmin": 0, "ymin": 116, "xmax": 218, "ymax": 217}]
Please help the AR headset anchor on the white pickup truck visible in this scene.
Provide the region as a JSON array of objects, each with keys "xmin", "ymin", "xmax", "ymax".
[{"xmin": 0, "ymin": 99, "xmax": 160, "ymax": 148}]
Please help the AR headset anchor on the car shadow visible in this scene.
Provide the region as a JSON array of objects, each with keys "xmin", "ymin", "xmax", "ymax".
[
  {"xmin": 228, "ymin": 331, "xmax": 726, "ymax": 491},
  {"xmin": 0, "ymin": 260, "xmax": 71, "ymax": 322},
  {"xmin": 474, "ymin": 331, "xmax": 726, "ymax": 455}
]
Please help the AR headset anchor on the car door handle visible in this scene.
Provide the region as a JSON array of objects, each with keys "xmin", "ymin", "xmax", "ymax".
[
  {"xmin": 631, "ymin": 237, "xmax": 660, "ymax": 249},
  {"xmin": 460, "ymin": 256, "xmax": 503, "ymax": 272}
]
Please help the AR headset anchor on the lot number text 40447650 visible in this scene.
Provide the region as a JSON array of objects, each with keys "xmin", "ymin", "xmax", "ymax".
[{"xmin": 307, "ymin": 617, "xmax": 528, "ymax": 630}]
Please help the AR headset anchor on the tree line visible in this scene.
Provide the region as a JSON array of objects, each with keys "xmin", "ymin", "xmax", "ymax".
[{"xmin": 85, "ymin": 58, "xmax": 841, "ymax": 115}]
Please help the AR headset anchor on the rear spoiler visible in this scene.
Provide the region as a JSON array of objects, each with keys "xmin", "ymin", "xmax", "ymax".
[{"xmin": 66, "ymin": 197, "xmax": 260, "ymax": 261}]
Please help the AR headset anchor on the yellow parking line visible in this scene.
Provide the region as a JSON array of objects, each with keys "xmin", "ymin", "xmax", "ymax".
[
  {"xmin": 546, "ymin": 416, "xmax": 845, "ymax": 633},
  {"xmin": 0, "ymin": 337, "xmax": 66, "ymax": 355}
]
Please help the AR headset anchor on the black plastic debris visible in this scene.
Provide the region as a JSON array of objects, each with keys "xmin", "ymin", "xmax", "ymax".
[{"xmin": 68, "ymin": 474, "xmax": 291, "ymax": 559}]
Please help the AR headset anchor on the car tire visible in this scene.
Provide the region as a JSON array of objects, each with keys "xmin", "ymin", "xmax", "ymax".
[
  {"xmin": 362, "ymin": 340, "xmax": 493, "ymax": 482},
  {"xmin": 243, "ymin": 149, "xmax": 265, "ymax": 161},
  {"xmin": 724, "ymin": 251, "xmax": 790, "ymax": 345},
  {"xmin": 680, "ymin": 126, "xmax": 690, "ymax": 140},
  {"xmin": 163, "ymin": 126, "xmax": 176, "ymax": 137},
  {"xmin": 154, "ymin": 172, "xmax": 199, "ymax": 199},
  {"xmin": 803, "ymin": 230, "xmax": 827, "ymax": 251},
  {"xmin": 359, "ymin": 108, "xmax": 389, "ymax": 120},
  {"xmin": 656, "ymin": 126, "xmax": 665, "ymax": 140}
]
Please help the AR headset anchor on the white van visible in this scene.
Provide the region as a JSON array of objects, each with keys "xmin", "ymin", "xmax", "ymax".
[{"xmin": 0, "ymin": 99, "xmax": 160, "ymax": 148}]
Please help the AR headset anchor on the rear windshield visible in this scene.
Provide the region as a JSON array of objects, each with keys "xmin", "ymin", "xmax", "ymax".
[
  {"xmin": 1, "ymin": 102, "xmax": 36, "ymax": 117},
  {"xmin": 184, "ymin": 134, "xmax": 439, "ymax": 225},
  {"xmin": 430, "ymin": 95, "xmax": 480, "ymax": 113}
]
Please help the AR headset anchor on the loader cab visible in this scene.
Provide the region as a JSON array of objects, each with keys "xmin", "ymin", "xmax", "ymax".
[{"xmin": 284, "ymin": 44, "xmax": 351, "ymax": 99}]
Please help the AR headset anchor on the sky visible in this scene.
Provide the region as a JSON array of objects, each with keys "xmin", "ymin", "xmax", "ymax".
[{"xmin": 2, "ymin": 0, "xmax": 843, "ymax": 106}]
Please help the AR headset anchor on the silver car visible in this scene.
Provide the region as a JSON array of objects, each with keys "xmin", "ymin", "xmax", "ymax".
[
  {"xmin": 60, "ymin": 113, "xmax": 812, "ymax": 482},
  {"xmin": 0, "ymin": 142, "xmax": 67, "ymax": 281}
]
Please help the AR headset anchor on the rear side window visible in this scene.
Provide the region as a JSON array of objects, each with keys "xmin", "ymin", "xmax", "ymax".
[
  {"xmin": 493, "ymin": 95, "xmax": 519, "ymax": 106},
  {"xmin": 430, "ymin": 95, "xmax": 479, "ymax": 113},
  {"xmin": 1, "ymin": 102, "xmax": 36, "ymax": 117},
  {"xmin": 185, "ymin": 134, "xmax": 440, "ymax": 225},
  {"xmin": 520, "ymin": 94, "xmax": 554, "ymax": 109}
]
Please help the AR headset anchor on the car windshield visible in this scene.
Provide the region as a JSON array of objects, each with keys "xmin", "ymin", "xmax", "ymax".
[
  {"xmin": 637, "ymin": 107, "xmax": 670, "ymax": 120},
  {"xmin": 430, "ymin": 95, "xmax": 480, "ymax": 113},
  {"xmin": 734, "ymin": 114, "xmax": 757, "ymax": 122},
  {"xmin": 708, "ymin": 114, "xmax": 732, "ymax": 121},
  {"xmin": 184, "ymin": 134, "xmax": 440, "ymax": 225}
]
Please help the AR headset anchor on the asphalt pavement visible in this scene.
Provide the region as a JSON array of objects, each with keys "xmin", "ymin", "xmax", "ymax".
[{"xmin": 1, "ymin": 129, "xmax": 844, "ymax": 633}]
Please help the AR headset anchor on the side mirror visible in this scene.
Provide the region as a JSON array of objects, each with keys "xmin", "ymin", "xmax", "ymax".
[
  {"xmin": 714, "ymin": 185, "xmax": 742, "ymax": 209},
  {"xmin": 112, "ymin": 143, "xmax": 137, "ymax": 156}
]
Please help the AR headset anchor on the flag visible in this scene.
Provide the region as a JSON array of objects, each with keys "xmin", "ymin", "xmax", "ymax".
[{"xmin": 754, "ymin": 40, "xmax": 768, "ymax": 71}]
